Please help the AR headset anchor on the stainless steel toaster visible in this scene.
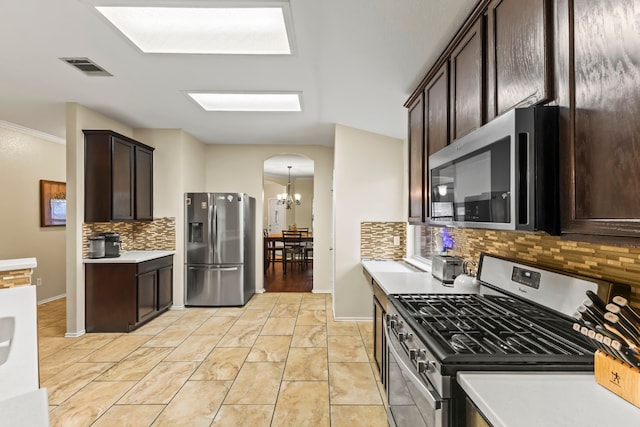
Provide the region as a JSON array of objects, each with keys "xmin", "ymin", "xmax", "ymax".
[{"xmin": 431, "ymin": 255, "xmax": 463, "ymax": 284}]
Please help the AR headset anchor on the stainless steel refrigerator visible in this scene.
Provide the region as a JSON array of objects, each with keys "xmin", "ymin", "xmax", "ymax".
[{"xmin": 184, "ymin": 193, "xmax": 255, "ymax": 306}]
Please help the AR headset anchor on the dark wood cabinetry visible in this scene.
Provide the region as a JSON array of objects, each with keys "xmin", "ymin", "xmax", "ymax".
[
  {"xmin": 486, "ymin": 0, "xmax": 552, "ymax": 119},
  {"xmin": 557, "ymin": 0, "xmax": 640, "ymax": 240},
  {"xmin": 84, "ymin": 130, "xmax": 154, "ymax": 222},
  {"xmin": 408, "ymin": 95, "xmax": 425, "ymax": 224},
  {"xmin": 364, "ymin": 267, "xmax": 387, "ymax": 383},
  {"xmin": 85, "ymin": 255, "xmax": 173, "ymax": 332},
  {"xmin": 424, "ymin": 63, "xmax": 450, "ymax": 156},
  {"xmin": 450, "ymin": 17, "xmax": 484, "ymax": 141}
]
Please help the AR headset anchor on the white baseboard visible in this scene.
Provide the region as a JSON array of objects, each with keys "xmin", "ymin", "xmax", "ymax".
[
  {"xmin": 255, "ymin": 288, "xmax": 266, "ymax": 294},
  {"xmin": 170, "ymin": 305, "xmax": 186, "ymax": 310},
  {"xmin": 312, "ymin": 289, "xmax": 332, "ymax": 294},
  {"xmin": 37, "ymin": 294, "xmax": 66, "ymax": 305},
  {"xmin": 64, "ymin": 329, "xmax": 86, "ymax": 338}
]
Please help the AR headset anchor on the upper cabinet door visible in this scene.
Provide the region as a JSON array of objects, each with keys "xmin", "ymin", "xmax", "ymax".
[
  {"xmin": 409, "ymin": 96, "xmax": 424, "ymax": 224},
  {"xmin": 557, "ymin": 0, "xmax": 640, "ymax": 239},
  {"xmin": 425, "ymin": 63, "xmax": 450, "ymax": 156},
  {"xmin": 487, "ymin": 0, "xmax": 552, "ymax": 119},
  {"xmin": 408, "ymin": 94, "xmax": 425, "ymax": 224},
  {"xmin": 135, "ymin": 146, "xmax": 154, "ymax": 221},
  {"xmin": 112, "ymin": 138, "xmax": 135, "ymax": 220},
  {"xmin": 450, "ymin": 17, "xmax": 484, "ymax": 141}
]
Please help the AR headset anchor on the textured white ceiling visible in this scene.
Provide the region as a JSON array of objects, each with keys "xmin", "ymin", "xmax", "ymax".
[{"xmin": 0, "ymin": 0, "xmax": 476, "ymax": 146}]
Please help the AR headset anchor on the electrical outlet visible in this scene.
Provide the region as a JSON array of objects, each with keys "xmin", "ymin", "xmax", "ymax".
[
  {"xmin": 393, "ymin": 236, "xmax": 400, "ymax": 246},
  {"xmin": 36, "ymin": 277, "xmax": 42, "ymax": 286}
]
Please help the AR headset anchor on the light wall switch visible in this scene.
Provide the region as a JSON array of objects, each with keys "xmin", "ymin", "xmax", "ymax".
[
  {"xmin": 393, "ymin": 236, "xmax": 400, "ymax": 246},
  {"xmin": 36, "ymin": 278, "xmax": 42, "ymax": 286}
]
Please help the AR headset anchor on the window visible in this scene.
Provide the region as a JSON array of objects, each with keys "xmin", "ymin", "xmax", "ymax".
[{"xmin": 409, "ymin": 225, "xmax": 434, "ymax": 264}]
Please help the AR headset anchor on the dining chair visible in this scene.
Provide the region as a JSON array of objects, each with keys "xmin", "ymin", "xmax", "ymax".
[{"xmin": 282, "ymin": 230, "xmax": 304, "ymax": 275}]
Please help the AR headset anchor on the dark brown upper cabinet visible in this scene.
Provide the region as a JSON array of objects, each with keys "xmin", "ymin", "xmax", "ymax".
[
  {"xmin": 424, "ymin": 63, "xmax": 450, "ymax": 157},
  {"xmin": 84, "ymin": 130, "xmax": 154, "ymax": 222},
  {"xmin": 408, "ymin": 94, "xmax": 425, "ymax": 224},
  {"xmin": 557, "ymin": 0, "xmax": 640, "ymax": 240},
  {"xmin": 486, "ymin": 0, "xmax": 552, "ymax": 119},
  {"xmin": 450, "ymin": 17, "xmax": 484, "ymax": 141}
]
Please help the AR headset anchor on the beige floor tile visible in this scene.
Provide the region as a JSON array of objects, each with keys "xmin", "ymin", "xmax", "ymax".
[
  {"xmin": 235, "ymin": 308, "xmax": 271, "ymax": 325},
  {"xmin": 276, "ymin": 293, "xmax": 303, "ymax": 304},
  {"xmin": 300, "ymin": 299, "xmax": 326, "ymax": 310},
  {"xmin": 217, "ymin": 323, "xmax": 262, "ymax": 347},
  {"xmin": 38, "ymin": 320, "xmax": 67, "ymax": 337},
  {"xmin": 67, "ymin": 333, "xmax": 121, "ymax": 350},
  {"xmin": 170, "ymin": 309, "xmax": 214, "ymax": 327},
  {"xmin": 330, "ymin": 405, "xmax": 388, "ymax": 427},
  {"xmin": 328, "ymin": 335, "xmax": 369, "ymax": 362},
  {"xmin": 82, "ymin": 335, "xmax": 152, "ymax": 362},
  {"xmin": 38, "ymin": 337, "xmax": 71, "ymax": 359},
  {"xmin": 296, "ymin": 310, "xmax": 327, "ymax": 325},
  {"xmin": 224, "ymin": 362, "xmax": 284, "ymax": 404},
  {"xmin": 329, "ymin": 362, "xmax": 382, "ymax": 405},
  {"xmin": 272, "ymin": 381, "xmax": 330, "ymax": 427},
  {"xmin": 97, "ymin": 347, "xmax": 173, "ymax": 382},
  {"xmin": 163, "ymin": 334, "xmax": 220, "ymax": 361},
  {"xmin": 48, "ymin": 380, "xmax": 136, "ymax": 427},
  {"xmin": 291, "ymin": 325, "xmax": 327, "ymax": 347},
  {"xmin": 283, "ymin": 347, "xmax": 328, "ymax": 381},
  {"xmin": 118, "ymin": 361, "xmax": 199, "ymax": 404},
  {"xmin": 261, "ymin": 317, "xmax": 296, "ymax": 335},
  {"xmin": 142, "ymin": 324, "xmax": 196, "ymax": 348},
  {"xmin": 327, "ymin": 321, "xmax": 361, "ymax": 336},
  {"xmin": 247, "ymin": 335, "xmax": 292, "ymax": 362},
  {"xmin": 211, "ymin": 405, "xmax": 274, "ymax": 427},
  {"xmin": 192, "ymin": 316, "xmax": 237, "ymax": 336},
  {"xmin": 191, "ymin": 347, "xmax": 250, "ymax": 380},
  {"xmin": 92, "ymin": 405, "xmax": 165, "ymax": 427},
  {"xmin": 128, "ymin": 324, "xmax": 168, "ymax": 336},
  {"xmin": 44, "ymin": 362, "xmax": 113, "ymax": 405},
  {"xmin": 39, "ymin": 348, "xmax": 95, "ymax": 382},
  {"xmin": 270, "ymin": 303, "xmax": 300, "ymax": 318},
  {"xmin": 151, "ymin": 380, "xmax": 232, "ymax": 427},
  {"xmin": 213, "ymin": 307, "xmax": 245, "ymax": 317}
]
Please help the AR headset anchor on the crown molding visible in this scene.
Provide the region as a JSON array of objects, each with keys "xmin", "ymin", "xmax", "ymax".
[{"xmin": 0, "ymin": 120, "xmax": 65, "ymax": 145}]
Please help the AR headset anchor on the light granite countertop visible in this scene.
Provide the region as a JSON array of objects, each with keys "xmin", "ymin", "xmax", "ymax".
[
  {"xmin": 0, "ymin": 258, "xmax": 37, "ymax": 272},
  {"xmin": 83, "ymin": 250, "xmax": 175, "ymax": 264}
]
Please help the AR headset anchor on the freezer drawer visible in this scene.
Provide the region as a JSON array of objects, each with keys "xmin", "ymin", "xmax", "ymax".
[{"xmin": 185, "ymin": 264, "xmax": 246, "ymax": 306}]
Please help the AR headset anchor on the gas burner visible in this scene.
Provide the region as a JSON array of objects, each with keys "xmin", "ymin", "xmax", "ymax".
[
  {"xmin": 455, "ymin": 319, "xmax": 473, "ymax": 330},
  {"xmin": 450, "ymin": 334, "xmax": 481, "ymax": 353},
  {"xmin": 418, "ymin": 306, "xmax": 439, "ymax": 316}
]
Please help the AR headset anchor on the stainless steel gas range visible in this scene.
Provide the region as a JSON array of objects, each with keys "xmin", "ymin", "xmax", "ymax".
[{"xmin": 384, "ymin": 253, "xmax": 629, "ymax": 427}]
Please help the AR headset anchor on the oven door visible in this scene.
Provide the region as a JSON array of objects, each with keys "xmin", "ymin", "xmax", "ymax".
[{"xmin": 384, "ymin": 318, "xmax": 447, "ymax": 427}]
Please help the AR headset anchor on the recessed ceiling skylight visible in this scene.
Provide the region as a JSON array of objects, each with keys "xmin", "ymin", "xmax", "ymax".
[
  {"xmin": 95, "ymin": 6, "xmax": 291, "ymax": 54},
  {"xmin": 188, "ymin": 93, "xmax": 301, "ymax": 112}
]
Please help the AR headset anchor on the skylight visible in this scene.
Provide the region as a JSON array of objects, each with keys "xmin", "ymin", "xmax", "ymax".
[
  {"xmin": 188, "ymin": 93, "xmax": 301, "ymax": 112},
  {"xmin": 95, "ymin": 6, "xmax": 291, "ymax": 54}
]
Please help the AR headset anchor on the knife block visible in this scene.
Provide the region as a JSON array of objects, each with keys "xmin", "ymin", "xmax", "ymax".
[{"xmin": 594, "ymin": 350, "xmax": 640, "ymax": 408}]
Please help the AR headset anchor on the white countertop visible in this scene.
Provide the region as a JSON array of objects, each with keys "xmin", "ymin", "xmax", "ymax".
[
  {"xmin": 83, "ymin": 250, "xmax": 175, "ymax": 264},
  {"xmin": 361, "ymin": 259, "xmax": 476, "ymax": 294},
  {"xmin": 458, "ymin": 372, "xmax": 640, "ymax": 427},
  {"xmin": 0, "ymin": 258, "xmax": 37, "ymax": 272}
]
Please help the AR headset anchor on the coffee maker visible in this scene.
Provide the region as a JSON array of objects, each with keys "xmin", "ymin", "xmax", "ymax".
[{"xmin": 100, "ymin": 232, "xmax": 121, "ymax": 257}]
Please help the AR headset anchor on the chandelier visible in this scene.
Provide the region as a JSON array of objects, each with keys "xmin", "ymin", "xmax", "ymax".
[{"xmin": 277, "ymin": 166, "xmax": 301, "ymax": 210}]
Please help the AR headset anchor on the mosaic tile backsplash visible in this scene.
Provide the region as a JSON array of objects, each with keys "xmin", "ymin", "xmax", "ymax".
[
  {"xmin": 82, "ymin": 217, "xmax": 176, "ymax": 258},
  {"xmin": 361, "ymin": 222, "xmax": 407, "ymax": 260},
  {"xmin": 437, "ymin": 227, "xmax": 640, "ymax": 309}
]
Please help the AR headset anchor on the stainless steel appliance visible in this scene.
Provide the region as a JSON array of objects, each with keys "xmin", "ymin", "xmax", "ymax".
[
  {"xmin": 88, "ymin": 235, "xmax": 105, "ymax": 259},
  {"xmin": 431, "ymin": 255, "xmax": 463, "ymax": 284},
  {"xmin": 100, "ymin": 232, "xmax": 121, "ymax": 258},
  {"xmin": 184, "ymin": 193, "xmax": 255, "ymax": 306},
  {"xmin": 384, "ymin": 253, "xmax": 629, "ymax": 427},
  {"xmin": 429, "ymin": 106, "xmax": 559, "ymax": 233}
]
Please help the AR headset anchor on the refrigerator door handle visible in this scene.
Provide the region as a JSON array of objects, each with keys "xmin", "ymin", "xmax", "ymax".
[
  {"xmin": 188, "ymin": 266, "xmax": 239, "ymax": 272},
  {"xmin": 213, "ymin": 202, "xmax": 218, "ymax": 261}
]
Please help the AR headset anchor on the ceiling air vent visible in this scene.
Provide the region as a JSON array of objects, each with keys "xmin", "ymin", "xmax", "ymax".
[{"xmin": 59, "ymin": 57, "xmax": 112, "ymax": 76}]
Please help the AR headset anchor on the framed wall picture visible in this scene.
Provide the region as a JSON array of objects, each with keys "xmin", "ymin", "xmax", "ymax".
[{"xmin": 40, "ymin": 180, "xmax": 66, "ymax": 227}]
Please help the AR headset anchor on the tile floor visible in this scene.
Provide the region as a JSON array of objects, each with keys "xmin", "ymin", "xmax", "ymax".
[{"xmin": 37, "ymin": 293, "xmax": 389, "ymax": 426}]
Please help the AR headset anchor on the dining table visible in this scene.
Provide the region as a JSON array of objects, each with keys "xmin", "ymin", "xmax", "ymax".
[{"xmin": 263, "ymin": 232, "xmax": 313, "ymax": 272}]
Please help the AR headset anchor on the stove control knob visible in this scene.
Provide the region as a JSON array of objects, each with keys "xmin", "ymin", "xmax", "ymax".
[
  {"xmin": 398, "ymin": 332, "xmax": 407, "ymax": 342},
  {"xmin": 417, "ymin": 360, "xmax": 436, "ymax": 374},
  {"xmin": 386, "ymin": 314, "xmax": 399, "ymax": 329},
  {"xmin": 409, "ymin": 349, "xmax": 418, "ymax": 360}
]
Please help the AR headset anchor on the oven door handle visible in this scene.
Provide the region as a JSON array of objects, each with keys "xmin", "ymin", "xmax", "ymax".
[{"xmin": 385, "ymin": 320, "xmax": 442, "ymax": 410}]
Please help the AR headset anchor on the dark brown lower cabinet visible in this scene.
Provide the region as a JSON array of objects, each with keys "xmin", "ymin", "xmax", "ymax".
[
  {"xmin": 85, "ymin": 255, "xmax": 174, "ymax": 332},
  {"xmin": 372, "ymin": 281, "xmax": 388, "ymax": 386}
]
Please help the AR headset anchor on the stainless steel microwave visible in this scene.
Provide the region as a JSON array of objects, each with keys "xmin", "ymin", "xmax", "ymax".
[{"xmin": 429, "ymin": 106, "xmax": 559, "ymax": 234}]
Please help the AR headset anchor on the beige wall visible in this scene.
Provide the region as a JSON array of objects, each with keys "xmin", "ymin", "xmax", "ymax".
[
  {"xmin": 333, "ymin": 124, "xmax": 405, "ymax": 319},
  {"xmin": 292, "ymin": 177, "xmax": 314, "ymax": 230},
  {"xmin": 263, "ymin": 179, "xmax": 285, "ymax": 230},
  {"xmin": 134, "ymin": 129, "xmax": 206, "ymax": 308},
  {"xmin": 0, "ymin": 125, "xmax": 66, "ymax": 302},
  {"xmin": 205, "ymin": 144, "xmax": 333, "ymax": 293}
]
